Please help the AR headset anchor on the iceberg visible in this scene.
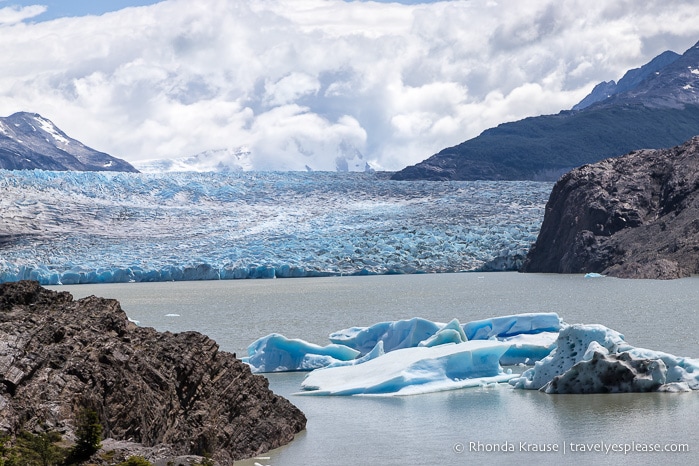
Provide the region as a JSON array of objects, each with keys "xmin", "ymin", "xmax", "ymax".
[
  {"xmin": 299, "ymin": 340, "xmax": 516, "ymax": 396},
  {"xmin": 242, "ymin": 333, "xmax": 360, "ymax": 373},
  {"xmin": 245, "ymin": 314, "xmax": 560, "ymax": 374},
  {"xmin": 463, "ymin": 312, "xmax": 562, "ymax": 340},
  {"xmin": 243, "ymin": 313, "xmax": 698, "ymax": 396},
  {"xmin": 418, "ymin": 318, "xmax": 468, "ymax": 347},
  {"xmin": 510, "ymin": 324, "xmax": 699, "ymax": 393},
  {"xmin": 329, "ymin": 318, "xmax": 441, "ymax": 355}
]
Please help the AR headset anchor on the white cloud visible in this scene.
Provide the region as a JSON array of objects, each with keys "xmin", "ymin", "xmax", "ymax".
[
  {"xmin": 0, "ymin": 5, "xmax": 45, "ymax": 25},
  {"xmin": 1, "ymin": 0, "xmax": 699, "ymax": 171}
]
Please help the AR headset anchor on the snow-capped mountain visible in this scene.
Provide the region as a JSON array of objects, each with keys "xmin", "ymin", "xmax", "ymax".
[
  {"xmin": 133, "ymin": 147, "xmax": 254, "ymax": 173},
  {"xmin": 134, "ymin": 145, "xmax": 376, "ymax": 173},
  {"xmin": 0, "ymin": 112, "xmax": 138, "ymax": 172}
]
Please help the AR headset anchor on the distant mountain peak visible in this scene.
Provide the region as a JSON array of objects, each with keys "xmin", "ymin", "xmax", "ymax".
[
  {"xmin": 393, "ymin": 39, "xmax": 699, "ymax": 181},
  {"xmin": 0, "ymin": 112, "xmax": 138, "ymax": 172},
  {"xmin": 133, "ymin": 147, "xmax": 253, "ymax": 173},
  {"xmin": 573, "ymin": 50, "xmax": 682, "ymax": 110}
]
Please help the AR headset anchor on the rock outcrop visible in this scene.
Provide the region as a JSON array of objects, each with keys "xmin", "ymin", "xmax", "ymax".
[
  {"xmin": 521, "ymin": 136, "xmax": 699, "ymax": 279},
  {"xmin": 0, "ymin": 281, "xmax": 306, "ymax": 464}
]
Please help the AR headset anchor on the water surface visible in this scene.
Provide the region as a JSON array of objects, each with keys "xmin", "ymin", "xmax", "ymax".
[{"xmin": 57, "ymin": 273, "xmax": 699, "ymax": 465}]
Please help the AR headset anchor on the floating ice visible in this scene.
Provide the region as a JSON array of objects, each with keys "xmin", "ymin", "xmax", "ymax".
[
  {"xmin": 0, "ymin": 170, "xmax": 550, "ymax": 284},
  {"xmin": 243, "ymin": 313, "xmax": 699, "ymax": 396},
  {"xmin": 329, "ymin": 318, "xmax": 441, "ymax": 355},
  {"xmin": 510, "ymin": 324, "xmax": 699, "ymax": 393},
  {"xmin": 499, "ymin": 332, "xmax": 559, "ymax": 366},
  {"xmin": 242, "ymin": 333, "xmax": 361, "ymax": 373},
  {"xmin": 463, "ymin": 312, "xmax": 562, "ymax": 340},
  {"xmin": 245, "ymin": 314, "xmax": 560, "ymax": 374},
  {"xmin": 418, "ymin": 318, "xmax": 467, "ymax": 347},
  {"xmin": 299, "ymin": 340, "xmax": 516, "ymax": 396}
]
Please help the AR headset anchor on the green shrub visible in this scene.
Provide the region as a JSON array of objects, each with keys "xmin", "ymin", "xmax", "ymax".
[
  {"xmin": 65, "ymin": 409, "xmax": 102, "ymax": 464},
  {"xmin": 116, "ymin": 456, "xmax": 153, "ymax": 466}
]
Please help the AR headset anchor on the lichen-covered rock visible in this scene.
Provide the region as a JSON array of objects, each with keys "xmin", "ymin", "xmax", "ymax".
[
  {"xmin": 521, "ymin": 136, "xmax": 699, "ymax": 279},
  {"xmin": 0, "ymin": 281, "xmax": 306, "ymax": 465}
]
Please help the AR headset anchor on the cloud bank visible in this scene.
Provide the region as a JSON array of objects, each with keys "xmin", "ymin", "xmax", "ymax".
[{"xmin": 2, "ymin": 0, "xmax": 699, "ymax": 171}]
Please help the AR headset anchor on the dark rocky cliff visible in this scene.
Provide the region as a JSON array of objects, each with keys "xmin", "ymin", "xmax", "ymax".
[
  {"xmin": 521, "ymin": 136, "xmax": 699, "ymax": 279},
  {"xmin": 0, "ymin": 281, "xmax": 306, "ymax": 464}
]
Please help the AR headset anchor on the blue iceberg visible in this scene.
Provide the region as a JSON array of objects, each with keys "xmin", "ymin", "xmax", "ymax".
[
  {"xmin": 243, "ymin": 313, "xmax": 699, "ymax": 396},
  {"xmin": 463, "ymin": 312, "xmax": 562, "ymax": 340},
  {"xmin": 242, "ymin": 333, "xmax": 360, "ymax": 373},
  {"xmin": 328, "ymin": 318, "xmax": 441, "ymax": 355},
  {"xmin": 245, "ymin": 313, "xmax": 560, "ymax": 374},
  {"xmin": 299, "ymin": 340, "xmax": 517, "ymax": 396}
]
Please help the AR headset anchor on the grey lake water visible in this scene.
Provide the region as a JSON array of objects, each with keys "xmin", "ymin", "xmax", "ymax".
[{"xmin": 55, "ymin": 272, "xmax": 699, "ymax": 466}]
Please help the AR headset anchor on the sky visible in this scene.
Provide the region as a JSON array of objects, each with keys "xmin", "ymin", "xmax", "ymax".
[{"xmin": 2, "ymin": 0, "xmax": 699, "ymax": 171}]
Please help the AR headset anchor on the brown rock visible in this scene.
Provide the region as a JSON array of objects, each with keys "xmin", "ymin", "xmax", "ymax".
[
  {"xmin": 521, "ymin": 136, "xmax": 699, "ymax": 279},
  {"xmin": 0, "ymin": 281, "xmax": 306, "ymax": 464}
]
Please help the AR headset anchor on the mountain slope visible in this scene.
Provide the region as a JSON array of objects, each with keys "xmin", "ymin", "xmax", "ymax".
[
  {"xmin": 0, "ymin": 112, "xmax": 138, "ymax": 172},
  {"xmin": 392, "ymin": 41, "xmax": 699, "ymax": 181}
]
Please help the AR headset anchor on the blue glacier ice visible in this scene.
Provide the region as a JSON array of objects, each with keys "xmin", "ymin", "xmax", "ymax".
[
  {"xmin": 299, "ymin": 340, "xmax": 517, "ymax": 396},
  {"xmin": 245, "ymin": 313, "xmax": 560, "ymax": 374},
  {"xmin": 463, "ymin": 312, "xmax": 562, "ymax": 340},
  {"xmin": 242, "ymin": 333, "xmax": 360, "ymax": 373},
  {"xmin": 328, "ymin": 318, "xmax": 442, "ymax": 355},
  {"xmin": 510, "ymin": 324, "xmax": 699, "ymax": 393},
  {"xmin": 418, "ymin": 318, "xmax": 468, "ymax": 347},
  {"xmin": 0, "ymin": 170, "xmax": 550, "ymax": 284},
  {"xmin": 243, "ymin": 313, "xmax": 698, "ymax": 396}
]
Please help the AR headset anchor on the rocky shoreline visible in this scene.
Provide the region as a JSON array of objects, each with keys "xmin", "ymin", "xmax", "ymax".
[
  {"xmin": 0, "ymin": 281, "xmax": 306, "ymax": 465},
  {"xmin": 521, "ymin": 136, "xmax": 699, "ymax": 279}
]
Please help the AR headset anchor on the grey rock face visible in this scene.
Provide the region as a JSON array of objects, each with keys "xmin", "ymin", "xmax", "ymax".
[
  {"xmin": 0, "ymin": 281, "xmax": 306, "ymax": 464},
  {"xmin": 0, "ymin": 112, "xmax": 138, "ymax": 172},
  {"xmin": 521, "ymin": 136, "xmax": 699, "ymax": 279}
]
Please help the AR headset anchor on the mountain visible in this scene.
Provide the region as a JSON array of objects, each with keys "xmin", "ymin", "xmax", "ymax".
[
  {"xmin": 0, "ymin": 112, "xmax": 138, "ymax": 172},
  {"xmin": 133, "ymin": 147, "xmax": 254, "ymax": 173},
  {"xmin": 572, "ymin": 50, "xmax": 681, "ymax": 110},
  {"xmin": 392, "ymin": 41, "xmax": 699, "ymax": 181}
]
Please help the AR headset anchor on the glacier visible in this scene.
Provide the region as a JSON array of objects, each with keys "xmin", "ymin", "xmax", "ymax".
[
  {"xmin": 241, "ymin": 313, "xmax": 699, "ymax": 396},
  {"xmin": 0, "ymin": 170, "xmax": 550, "ymax": 285}
]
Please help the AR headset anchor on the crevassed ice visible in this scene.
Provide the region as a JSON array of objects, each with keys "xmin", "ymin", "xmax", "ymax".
[{"xmin": 0, "ymin": 170, "xmax": 551, "ymax": 284}]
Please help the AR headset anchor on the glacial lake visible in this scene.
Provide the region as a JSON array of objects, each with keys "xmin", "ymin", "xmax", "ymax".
[{"xmin": 56, "ymin": 272, "xmax": 699, "ymax": 465}]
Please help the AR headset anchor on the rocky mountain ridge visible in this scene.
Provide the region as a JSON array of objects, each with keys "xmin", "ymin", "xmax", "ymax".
[
  {"xmin": 0, "ymin": 280, "xmax": 306, "ymax": 464},
  {"xmin": 392, "ymin": 41, "xmax": 699, "ymax": 181},
  {"xmin": 520, "ymin": 136, "xmax": 699, "ymax": 279},
  {"xmin": 0, "ymin": 112, "xmax": 138, "ymax": 172}
]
